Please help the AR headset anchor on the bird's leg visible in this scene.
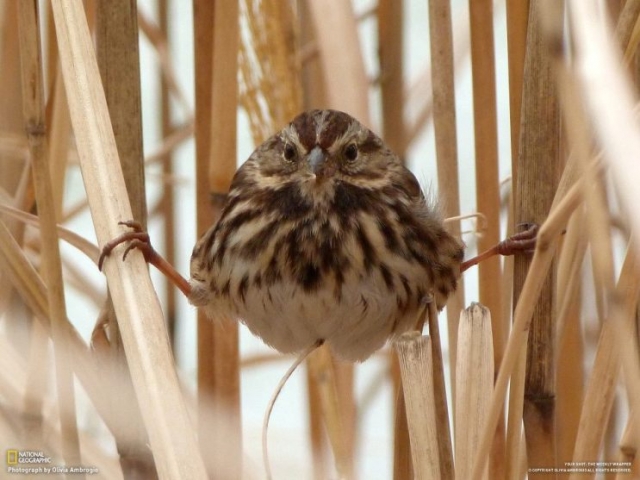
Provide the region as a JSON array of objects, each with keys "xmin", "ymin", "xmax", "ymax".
[
  {"xmin": 99, "ymin": 220, "xmax": 192, "ymax": 297},
  {"xmin": 460, "ymin": 223, "xmax": 539, "ymax": 273}
]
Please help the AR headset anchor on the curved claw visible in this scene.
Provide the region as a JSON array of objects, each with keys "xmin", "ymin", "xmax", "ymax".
[
  {"xmin": 497, "ymin": 223, "xmax": 539, "ymax": 256},
  {"xmin": 98, "ymin": 221, "xmax": 151, "ymax": 271}
]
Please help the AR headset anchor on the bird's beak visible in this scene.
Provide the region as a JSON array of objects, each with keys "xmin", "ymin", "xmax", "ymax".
[{"xmin": 307, "ymin": 146, "xmax": 327, "ymax": 175}]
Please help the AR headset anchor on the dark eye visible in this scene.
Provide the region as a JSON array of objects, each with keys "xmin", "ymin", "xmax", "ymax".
[
  {"xmin": 344, "ymin": 143, "xmax": 358, "ymax": 161},
  {"xmin": 283, "ymin": 143, "xmax": 296, "ymax": 161}
]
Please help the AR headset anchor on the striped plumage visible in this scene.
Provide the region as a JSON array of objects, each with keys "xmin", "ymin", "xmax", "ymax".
[{"xmin": 189, "ymin": 110, "xmax": 463, "ymax": 361}]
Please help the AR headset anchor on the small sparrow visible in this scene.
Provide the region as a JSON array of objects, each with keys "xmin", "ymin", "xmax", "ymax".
[{"xmin": 100, "ymin": 110, "xmax": 536, "ymax": 361}]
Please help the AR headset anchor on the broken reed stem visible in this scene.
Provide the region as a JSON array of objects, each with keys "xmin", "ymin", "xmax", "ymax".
[
  {"xmin": 455, "ymin": 303, "xmax": 493, "ymax": 480},
  {"xmin": 395, "ymin": 331, "xmax": 441, "ymax": 480},
  {"xmin": 17, "ymin": 0, "xmax": 82, "ymax": 469},
  {"xmin": 50, "ymin": 1, "xmax": 207, "ymax": 477}
]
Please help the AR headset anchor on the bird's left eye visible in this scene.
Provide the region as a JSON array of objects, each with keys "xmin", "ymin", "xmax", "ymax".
[{"xmin": 344, "ymin": 143, "xmax": 358, "ymax": 161}]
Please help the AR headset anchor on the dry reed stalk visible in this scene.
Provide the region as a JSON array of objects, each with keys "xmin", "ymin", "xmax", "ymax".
[
  {"xmin": 568, "ymin": 0, "xmax": 640, "ymax": 260},
  {"xmin": 469, "ymin": 0, "xmax": 503, "ymax": 369},
  {"xmin": 306, "ymin": 361, "xmax": 329, "ymax": 480},
  {"xmin": 506, "ymin": 0, "xmax": 530, "ymax": 175},
  {"xmin": 307, "ymin": 345, "xmax": 351, "ymax": 479},
  {"xmin": 402, "ymin": 12, "xmax": 470, "ymax": 155},
  {"xmin": 194, "ymin": 1, "xmax": 241, "ymax": 478},
  {"xmin": 50, "ymin": 1, "xmax": 207, "ymax": 477},
  {"xmin": 514, "ymin": 1, "xmax": 562, "ymax": 473},
  {"xmin": 609, "ymin": 249, "xmax": 640, "ymax": 450},
  {"xmin": 506, "ymin": 346, "xmax": 527, "ymax": 479},
  {"xmin": 378, "ymin": 0, "xmax": 404, "ymax": 155},
  {"xmin": 0, "ymin": 214, "xmax": 165, "ymax": 466},
  {"xmin": 568, "ymin": 245, "xmax": 640, "ymax": 480},
  {"xmin": 158, "ymin": 0, "xmax": 177, "ymax": 351},
  {"xmin": 18, "ymin": 0, "xmax": 82, "ymax": 469},
  {"xmin": 375, "ymin": 0, "xmax": 411, "ymax": 478},
  {"xmin": 426, "ymin": 300, "xmax": 454, "ymax": 479},
  {"xmin": 0, "ymin": 1, "xmax": 29, "ymax": 339},
  {"xmin": 95, "ymin": 1, "xmax": 156, "ymax": 476},
  {"xmin": 392, "ymin": 354, "xmax": 413, "ymax": 480},
  {"xmin": 471, "ymin": 165, "xmax": 586, "ymax": 479},
  {"xmin": 619, "ymin": 412, "xmax": 639, "ymax": 477},
  {"xmin": 428, "ymin": 0, "xmax": 464, "ymax": 411},
  {"xmin": 616, "ymin": 0, "xmax": 640, "ymax": 50},
  {"xmin": 554, "ymin": 208, "xmax": 587, "ymax": 465},
  {"xmin": 45, "ymin": 68, "xmax": 71, "ymax": 218},
  {"xmin": 239, "ymin": 0, "xmax": 302, "ymax": 141},
  {"xmin": 395, "ymin": 331, "xmax": 441, "ymax": 480},
  {"xmin": 455, "ymin": 303, "xmax": 494, "ymax": 480},
  {"xmin": 502, "ymin": 17, "xmax": 527, "ymax": 468},
  {"xmin": 306, "ymin": 0, "xmax": 370, "ymax": 123},
  {"xmin": 0, "ymin": 1, "xmax": 25, "ymax": 198},
  {"xmin": 137, "ymin": 8, "xmax": 191, "ymax": 117}
]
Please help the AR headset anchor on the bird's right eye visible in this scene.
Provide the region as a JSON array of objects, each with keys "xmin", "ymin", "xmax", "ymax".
[{"xmin": 283, "ymin": 143, "xmax": 296, "ymax": 161}]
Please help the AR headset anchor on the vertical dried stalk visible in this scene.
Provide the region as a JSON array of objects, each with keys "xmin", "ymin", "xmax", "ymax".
[
  {"xmin": 506, "ymin": 0, "xmax": 530, "ymax": 174},
  {"xmin": 1, "ymin": 1, "xmax": 25, "ymax": 198},
  {"xmin": 567, "ymin": 248, "xmax": 638, "ymax": 480},
  {"xmin": 455, "ymin": 303, "xmax": 494, "ymax": 480},
  {"xmin": 616, "ymin": 0, "xmax": 640, "ymax": 53},
  {"xmin": 378, "ymin": 0, "xmax": 404, "ymax": 155},
  {"xmin": 514, "ymin": 1, "xmax": 561, "ymax": 473},
  {"xmin": 196, "ymin": 1, "xmax": 242, "ymax": 478},
  {"xmin": 395, "ymin": 332, "xmax": 441, "ymax": 480},
  {"xmin": 306, "ymin": 0, "xmax": 369, "ymax": 123},
  {"xmin": 428, "ymin": 0, "xmax": 465, "ymax": 405},
  {"xmin": 469, "ymin": 0, "xmax": 502, "ymax": 330},
  {"xmin": 158, "ymin": 0, "xmax": 178, "ymax": 349},
  {"xmin": 95, "ymin": 1, "xmax": 155, "ymax": 477},
  {"xmin": 51, "ymin": 1, "xmax": 207, "ymax": 477},
  {"xmin": 307, "ymin": 346, "xmax": 351, "ymax": 479},
  {"xmin": 17, "ymin": 0, "xmax": 82, "ymax": 469},
  {"xmin": 392, "ymin": 354, "xmax": 413, "ymax": 480},
  {"xmin": 427, "ymin": 300, "xmax": 454, "ymax": 479},
  {"xmin": 378, "ymin": 4, "xmax": 408, "ymax": 476}
]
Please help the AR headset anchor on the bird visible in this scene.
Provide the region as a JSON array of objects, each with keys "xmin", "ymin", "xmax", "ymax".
[{"xmin": 99, "ymin": 109, "xmax": 536, "ymax": 362}]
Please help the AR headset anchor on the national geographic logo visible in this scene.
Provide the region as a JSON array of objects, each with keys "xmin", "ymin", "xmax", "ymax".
[{"xmin": 5, "ymin": 449, "xmax": 51, "ymax": 465}]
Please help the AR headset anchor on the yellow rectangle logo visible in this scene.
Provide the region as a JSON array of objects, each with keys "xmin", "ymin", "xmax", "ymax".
[{"xmin": 6, "ymin": 450, "xmax": 18, "ymax": 465}]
